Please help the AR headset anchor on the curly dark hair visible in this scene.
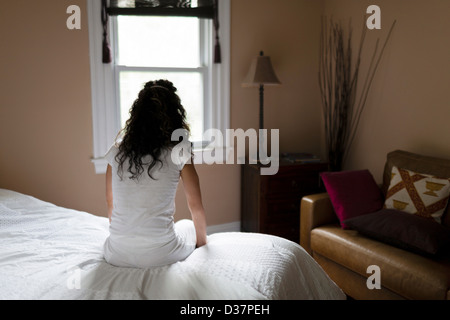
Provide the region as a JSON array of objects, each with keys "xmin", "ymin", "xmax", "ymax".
[{"xmin": 115, "ymin": 79, "xmax": 190, "ymax": 180}]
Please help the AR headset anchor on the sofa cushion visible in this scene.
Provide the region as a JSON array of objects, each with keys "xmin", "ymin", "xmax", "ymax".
[
  {"xmin": 344, "ymin": 209, "xmax": 450, "ymax": 256},
  {"xmin": 321, "ymin": 170, "xmax": 384, "ymax": 229},
  {"xmin": 382, "ymin": 150, "xmax": 450, "ymax": 227},
  {"xmin": 311, "ymin": 225, "xmax": 450, "ymax": 300},
  {"xmin": 384, "ymin": 166, "xmax": 450, "ymax": 223}
]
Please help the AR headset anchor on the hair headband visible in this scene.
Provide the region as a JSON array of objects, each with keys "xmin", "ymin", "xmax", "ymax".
[{"xmin": 149, "ymin": 85, "xmax": 169, "ymax": 91}]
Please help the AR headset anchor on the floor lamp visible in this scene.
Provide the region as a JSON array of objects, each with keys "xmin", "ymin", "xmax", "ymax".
[{"xmin": 242, "ymin": 51, "xmax": 281, "ymax": 162}]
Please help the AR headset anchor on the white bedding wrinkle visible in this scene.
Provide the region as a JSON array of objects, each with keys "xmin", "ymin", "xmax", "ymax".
[{"xmin": 0, "ymin": 189, "xmax": 345, "ymax": 300}]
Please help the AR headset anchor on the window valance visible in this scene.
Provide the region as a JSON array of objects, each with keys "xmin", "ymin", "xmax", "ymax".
[
  {"xmin": 108, "ymin": 0, "xmax": 215, "ymax": 18},
  {"xmin": 101, "ymin": 0, "xmax": 221, "ymax": 63}
]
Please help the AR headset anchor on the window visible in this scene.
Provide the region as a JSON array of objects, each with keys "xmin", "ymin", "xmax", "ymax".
[
  {"xmin": 115, "ymin": 15, "xmax": 208, "ymax": 143},
  {"xmin": 87, "ymin": 0, "xmax": 230, "ymax": 174}
]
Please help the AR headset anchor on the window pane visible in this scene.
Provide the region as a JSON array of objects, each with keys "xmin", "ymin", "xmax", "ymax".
[
  {"xmin": 119, "ymin": 71, "xmax": 204, "ymax": 142},
  {"xmin": 117, "ymin": 16, "xmax": 201, "ymax": 68}
]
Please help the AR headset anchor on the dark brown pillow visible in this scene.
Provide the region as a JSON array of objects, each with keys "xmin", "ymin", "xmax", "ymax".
[{"xmin": 344, "ymin": 209, "xmax": 450, "ymax": 256}]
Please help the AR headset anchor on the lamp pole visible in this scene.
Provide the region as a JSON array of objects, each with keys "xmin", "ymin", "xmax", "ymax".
[
  {"xmin": 259, "ymin": 84, "xmax": 264, "ymax": 131},
  {"xmin": 258, "ymin": 51, "xmax": 265, "ymax": 131}
]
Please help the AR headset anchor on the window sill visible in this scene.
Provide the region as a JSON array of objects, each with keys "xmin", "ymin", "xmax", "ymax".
[{"xmin": 91, "ymin": 146, "xmax": 234, "ymax": 174}]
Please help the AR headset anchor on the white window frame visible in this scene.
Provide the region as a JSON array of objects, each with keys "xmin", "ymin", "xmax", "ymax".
[{"xmin": 87, "ymin": 0, "xmax": 230, "ymax": 174}]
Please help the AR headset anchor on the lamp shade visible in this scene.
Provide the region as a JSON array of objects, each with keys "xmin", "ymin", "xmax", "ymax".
[{"xmin": 242, "ymin": 52, "xmax": 281, "ymax": 87}]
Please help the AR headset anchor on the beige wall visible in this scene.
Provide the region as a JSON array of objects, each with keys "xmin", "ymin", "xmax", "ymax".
[
  {"xmin": 0, "ymin": 0, "xmax": 105, "ymax": 215},
  {"xmin": 0, "ymin": 0, "xmax": 324, "ymax": 227},
  {"xmin": 323, "ymin": 0, "xmax": 450, "ymax": 182},
  {"xmin": 231, "ymin": 0, "xmax": 324, "ymax": 155}
]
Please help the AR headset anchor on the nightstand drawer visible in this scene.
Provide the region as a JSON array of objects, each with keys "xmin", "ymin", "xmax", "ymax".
[
  {"xmin": 267, "ymin": 174, "xmax": 320, "ymax": 196},
  {"xmin": 265, "ymin": 221, "xmax": 299, "ymax": 243},
  {"xmin": 265, "ymin": 198, "xmax": 300, "ymax": 242},
  {"xmin": 266, "ymin": 198, "xmax": 299, "ymax": 217}
]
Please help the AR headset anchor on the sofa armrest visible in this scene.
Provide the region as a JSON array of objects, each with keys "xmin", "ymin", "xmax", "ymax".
[{"xmin": 300, "ymin": 193, "xmax": 338, "ymax": 254}]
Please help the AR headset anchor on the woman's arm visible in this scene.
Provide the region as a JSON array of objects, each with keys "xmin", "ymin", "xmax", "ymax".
[
  {"xmin": 106, "ymin": 165, "xmax": 113, "ymax": 223},
  {"xmin": 180, "ymin": 163, "xmax": 207, "ymax": 248}
]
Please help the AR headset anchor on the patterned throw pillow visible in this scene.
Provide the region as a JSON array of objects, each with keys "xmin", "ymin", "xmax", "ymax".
[{"xmin": 384, "ymin": 166, "xmax": 450, "ymax": 223}]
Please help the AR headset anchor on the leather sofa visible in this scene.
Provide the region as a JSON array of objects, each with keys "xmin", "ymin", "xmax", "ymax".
[{"xmin": 300, "ymin": 150, "xmax": 450, "ymax": 300}]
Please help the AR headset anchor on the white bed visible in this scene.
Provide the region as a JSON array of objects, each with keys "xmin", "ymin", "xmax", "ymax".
[{"xmin": 0, "ymin": 188, "xmax": 345, "ymax": 300}]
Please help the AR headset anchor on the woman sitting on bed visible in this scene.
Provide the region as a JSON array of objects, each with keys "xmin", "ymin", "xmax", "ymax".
[{"xmin": 103, "ymin": 79, "xmax": 207, "ymax": 268}]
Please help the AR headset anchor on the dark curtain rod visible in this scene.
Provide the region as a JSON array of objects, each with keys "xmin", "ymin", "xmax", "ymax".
[{"xmin": 106, "ymin": 7, "xmax": 214, "ymax": 19}]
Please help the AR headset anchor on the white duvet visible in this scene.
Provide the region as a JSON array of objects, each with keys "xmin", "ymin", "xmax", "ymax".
[{"xmin": 0, "ymin": 189, "xmax": 345, "ymax": 300}]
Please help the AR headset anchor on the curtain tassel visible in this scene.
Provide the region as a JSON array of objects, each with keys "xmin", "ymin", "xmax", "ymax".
[
  {"xmin": 214, "ymin": 37, "xmax": 221, "ymax": 64},
  {"xmin": 102, "ymin": 36, "xmax": 112, "ymax": 64},
  {"xmin": 213, "ymin": 0, "xmax": 221, "ymax": 64}
]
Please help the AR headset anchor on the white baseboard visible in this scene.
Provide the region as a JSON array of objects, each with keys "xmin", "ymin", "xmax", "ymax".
[{"xmin": 207, "ymin": 221, "xmax": 241, "ymax": 235}]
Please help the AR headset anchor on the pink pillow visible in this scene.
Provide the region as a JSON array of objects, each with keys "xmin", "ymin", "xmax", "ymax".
[{"xmin": 321, "ymin": 170, "xmax": 384, "ymax": 229}]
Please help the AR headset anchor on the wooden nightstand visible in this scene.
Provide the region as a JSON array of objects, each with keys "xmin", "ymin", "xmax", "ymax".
[{"xmin": 241, "ymin": 161, "xmax": 328, "ymax": 243}]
